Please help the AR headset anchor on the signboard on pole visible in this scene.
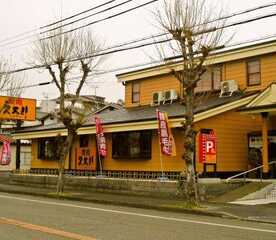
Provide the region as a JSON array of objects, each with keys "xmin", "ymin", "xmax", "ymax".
[
  {"xmin": 95, "ymin": 117, "xmax": 107, "ymax": 157},
  {"xmin": 156, "ymin": 109, "xmax": 176, "ymax": 156},
  {"xmin": 199, "ymin": 130, "xmax": 217, "ymax": 164},
  {"xmin": 0, "ymin": 96, "xmax": 36, "ymax": 121}
]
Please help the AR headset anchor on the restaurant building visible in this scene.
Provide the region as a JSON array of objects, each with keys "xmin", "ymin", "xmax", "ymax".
[{"xmin": 13, "ymin": 39, "xmax": 276, "ymax": 178}]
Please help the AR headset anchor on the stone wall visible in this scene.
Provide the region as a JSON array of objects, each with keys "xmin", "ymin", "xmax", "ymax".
[{"xmin": 1, "ymin": 173, "xmax": 245, "ymax": 199}]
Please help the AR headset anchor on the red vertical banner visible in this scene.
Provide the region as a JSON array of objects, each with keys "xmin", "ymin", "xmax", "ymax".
[
  {"xmin": 95, "ymin": 117, "xmax": 107, "ymax": 157},
  {"xmin": 199, "ymin": 130, "xmax": 217, "ymax": 164},
  {"xmin": 0, "ymin": 141, "xmax": 11, "ymax": 165},
  {"xmin": 156, "ymin": 109, "xmax": 176, "ymax": 156}
]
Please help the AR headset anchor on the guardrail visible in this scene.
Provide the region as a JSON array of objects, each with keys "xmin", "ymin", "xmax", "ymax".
[
  {"xmin": 12, "ymin": 169, "xmax": 182, "ymax": 181},
  {"xmin": 226, "ymin": 161, "xmax": 276, "ymax": 183}
]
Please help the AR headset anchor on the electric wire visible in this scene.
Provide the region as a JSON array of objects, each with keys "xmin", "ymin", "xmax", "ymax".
[
  {"xmin": 40, "ymin": 0, "xmax": 134, "ymax": 35},
  {"xmin": 1, "ymin": 1, "xmax": 275, "ymax": 50},
  {"xmin": 40, "ymin": 0, "xmax": 159, "ymax": 40},
  {"xmin": 5, "ymin": 31, "xmax": 276, "ymax": 92},
  {"xmin": 40, "ymin": 0, "xmax": 116, "ymax": 29},
  {"xmin": 0, "ymin": 0, "xmax": 116, "ymax": 45}
]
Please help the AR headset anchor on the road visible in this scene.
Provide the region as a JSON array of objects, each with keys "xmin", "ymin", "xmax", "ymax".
[{"xmin": 0, "ymin": 192, "xmax": 276, "ymax": 240}]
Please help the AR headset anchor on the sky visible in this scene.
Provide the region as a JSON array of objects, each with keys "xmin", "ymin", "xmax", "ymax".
[{"xmin": 0, "ymin": 0, "xmax": 275, "ymax": 104}]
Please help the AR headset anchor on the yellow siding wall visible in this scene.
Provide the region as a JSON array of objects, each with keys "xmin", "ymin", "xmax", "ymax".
[
  {"xmin": 125, "ymin": 53, "xmax": 276, "ymax": 108},
  {"xmin": 101, "ymin": 110, "xmax": 262, "ymax": 172},
  {"xmin": 195, "ymin": 111, "xmax": 262, "ymax": 172},
  {"xmin": 125, "ymin": 74, "xmax": 181, "ymax": 108},
  {"xmin": 224, "ymin": 53, "xmax": 276, "ymax": 92},
  {"xmin": 102, "ymin": 130, "xmax": 185, "ymax": 171}
]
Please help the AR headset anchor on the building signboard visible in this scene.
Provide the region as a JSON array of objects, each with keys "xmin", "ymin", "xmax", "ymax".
[{"xmin": 0, "ymin": 96, "xmax": 36, "ymax": 121}]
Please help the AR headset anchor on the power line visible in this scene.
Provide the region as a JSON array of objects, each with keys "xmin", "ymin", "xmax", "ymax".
[
  {"xmin": 4, "ymin": 32, "xmax": 276, "ymax": 92},
  {"xmin": 1, "ymin": 0, "xmax": 275, "ymax": 50},
  {"xmin": 0, "ymin": 0, "xmax": 116, "ymax": 47},
  {"xmin": 40, "ymin": 0, "xmax": 116, "ymax": 29},
  {"xmin": 1, "ymin": 81, "xmax": 53, "ymax": 92},
  {"xmin": 41, "ymin": 0, "xmax": 159, "ymax": 40},
  {"xmin": 3, "ymin": 10, "xmax": 276, "ymax": 75},
  {"xmin": 40, "ymin": 0, "xmax": 133, "ymax": 35}
]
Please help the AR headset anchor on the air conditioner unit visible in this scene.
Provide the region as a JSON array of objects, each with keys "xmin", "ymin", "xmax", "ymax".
[
  {"xmin": 152, "ymin": 91, "xmax": 164, "ymax": 105},
  {"xmin": 219, "ymin": 80, "xmax": 239, "ymax": 97},
  {"xmin": 163, "ymin": 89, "xmax": 178, "ymax": 104}
]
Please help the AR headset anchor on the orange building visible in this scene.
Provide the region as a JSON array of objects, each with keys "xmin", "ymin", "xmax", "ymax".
[{"xmin": 13, "ymin": 39, "xmax": 276, "ymax": 178}]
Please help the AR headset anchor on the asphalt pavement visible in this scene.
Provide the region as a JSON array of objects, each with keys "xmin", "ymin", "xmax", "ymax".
[
  {"xmin": 0, "ymin": 192, "xmax": 276, "ymax": 240},
  {"xmin": 0, "ymin": 183, "xmax": 276, "ymax": 225}
]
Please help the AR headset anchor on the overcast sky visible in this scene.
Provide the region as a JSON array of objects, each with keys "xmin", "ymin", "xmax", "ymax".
[{"xmin": 0, "ymin": 0, "xmax": 275, "ymax": 103}]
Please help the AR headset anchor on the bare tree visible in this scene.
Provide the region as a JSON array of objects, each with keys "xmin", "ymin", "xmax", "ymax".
[
  {"xmin": 32, "ymin": 29, "xmax": 104, "ymax": 194},
  {"xmin": 0, "ymin": 58, "xmax": 24, "ymax": 97},
  {"xmin": 155, "ymin": 0, "xmax": 228, "ymax": 204}
]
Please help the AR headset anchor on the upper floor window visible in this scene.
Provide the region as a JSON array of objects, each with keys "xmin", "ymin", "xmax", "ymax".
[
  {"xmin": 247, "ymin": 59, "xmax": 261, "ymax": 86},
  {"xmin": 195, "ymin": 66, "xmax": 222, "ymax": 92},
  {"xmin": 132, "ymin": 82, "xmax": 140, "ymax": 103}
]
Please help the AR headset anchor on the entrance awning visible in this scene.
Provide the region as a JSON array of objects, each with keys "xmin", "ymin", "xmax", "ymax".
[{"xmin": 240, "ymin": 83, "xmax": 276, "ymax": 114}]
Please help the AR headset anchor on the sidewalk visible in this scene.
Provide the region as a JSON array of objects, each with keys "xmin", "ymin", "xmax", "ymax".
[{"xmin": 0, "ymin": 183, "xmax": 276, "ymax": 224}]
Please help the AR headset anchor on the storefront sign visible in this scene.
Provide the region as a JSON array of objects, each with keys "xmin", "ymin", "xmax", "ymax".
[
  {"xmin": 0, "ymin": 96, "xmax": 36, "ymax": 121},
  {"xmin": 95, "ymin": 117, "xmax": 107, "ymax": 157},
  {"xmin": 156, "ymin": 109, "xmax": 176, "ymax": 156},
  {"xmin": 199, "ymin": 130, "xmax": 217, "ymax": 163},
  {"xmin": 76, "ymin": 147, "xmax": 96, "ymax": 170}
]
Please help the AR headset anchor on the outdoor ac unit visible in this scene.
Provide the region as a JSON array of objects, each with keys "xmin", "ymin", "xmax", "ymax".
[
  {"xmin": 219, "ymin": 80, "xmax": 239, "ymax": 97},
  {"xmin": 152, "ymin": 91, "xmax": 164, "ymax": 105},
  {"xmin": 163, "ymin": 89, "xmax": 178, "ymax": 104}
]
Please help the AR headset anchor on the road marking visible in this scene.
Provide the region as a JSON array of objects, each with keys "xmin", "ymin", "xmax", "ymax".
[
  {"xmin": 0, "ymin": 194, "xmax": 276, "ymax": 234},
  {"xmin": 0, "ymin": 217, "xmax": 96, "ymax": 240}
]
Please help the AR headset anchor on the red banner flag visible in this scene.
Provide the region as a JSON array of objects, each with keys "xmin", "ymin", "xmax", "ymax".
[
  {"xmin": 95, "ymin": 117, "xmax": 107, "ymax": 157},
  {"xmin": 156, "ymin": 109, "xmax": 176, "ymax": 156},
  {"xmin": 0, "ymin": 141, "xmax": 11, "ymax": 165}
]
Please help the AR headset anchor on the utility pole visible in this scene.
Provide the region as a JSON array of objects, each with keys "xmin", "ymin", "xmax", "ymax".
[{"xmin": 15, "ymin": 120, "xmax": 22, "ymax": 170}]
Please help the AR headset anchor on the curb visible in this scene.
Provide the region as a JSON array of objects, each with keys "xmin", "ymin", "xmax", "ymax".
[
  {"xmin": 1, "ymin": 186, "xmax": 276, "ymax": 225},
  {"xmin": 0, "ymin": 186, "xmax": 232, "ymax": 219}
]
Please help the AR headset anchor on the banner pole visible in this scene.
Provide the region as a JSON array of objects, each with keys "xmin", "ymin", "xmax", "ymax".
[
  {"xmin": 158, "ymin": 137, "xmax": 165, "ymax": 180},
  {"xmin": 96, "ymin": 137, "xmax": 103, "ymax": 177}
]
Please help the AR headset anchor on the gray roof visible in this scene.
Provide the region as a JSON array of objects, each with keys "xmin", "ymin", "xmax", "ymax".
[{"xmin": 16, "ymin": 91, "xmax": 257, "ymax": 133}]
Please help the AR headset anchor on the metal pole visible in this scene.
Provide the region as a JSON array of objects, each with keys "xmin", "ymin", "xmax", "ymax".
[
  {"xmin": 15, "ymin": 121, "xmax": 22, "ymax": 170},
  {"xmin": 96, "ymin": 136, "xmax": 104, "ymax": 177},
  {"xmin": 159, "ymin": 141, "xmax": 165, "ymax": 179}
]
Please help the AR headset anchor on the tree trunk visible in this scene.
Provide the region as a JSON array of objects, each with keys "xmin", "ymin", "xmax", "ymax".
[
  {"xmin": 183, "ymin": 87, "xmax": 199, "ymax": 204},
  {"xmin": 56, "ymin": 129, "xmax": 75, "ymax": 194}
]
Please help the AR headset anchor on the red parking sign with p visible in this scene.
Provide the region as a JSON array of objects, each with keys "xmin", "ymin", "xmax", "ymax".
[{"xmin": 199, "ymin": 131, "xmax": 217, "ymax": 164}]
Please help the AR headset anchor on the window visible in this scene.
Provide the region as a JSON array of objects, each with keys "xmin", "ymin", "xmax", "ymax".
[
  {"xmin": 21, "ymin": 151, "xmax": 31, "ymax": 166},
  {"xmin": 80, "ymin": 135, "xmax": 89, "ymax": 148},
  {"xmin": 247, "ymin": 59, "xmax": 261, "ymax": 86},
  {"xmin": 38, "ymin": 138, "xmax": 60, "ymax": 160},
  {"xmin": 132, "ymin": 82, "xmax": 140, "ymax": 103},
  {"xmin": 112, "ymin": 131, "xmax": 152, "ymax": 159},
  {"xmin": 195, "ymin": 66, "xmax": 222, "ymax": 92}
]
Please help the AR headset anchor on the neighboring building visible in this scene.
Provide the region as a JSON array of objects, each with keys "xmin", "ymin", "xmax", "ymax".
[
  {"xmin": 39, "ymin": 94, "xmax": 106, "ymax": 114},
  {"xmin": 13, "ymin": 39, "xmax": 276, "ymax": 178}
]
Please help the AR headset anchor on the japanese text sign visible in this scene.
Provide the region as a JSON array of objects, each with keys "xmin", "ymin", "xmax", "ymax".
[
  {"xmin": 0, "ymin": 96, "xmax": 36, "ymax": 121},
  {"xmin": 95, "ymin": 117, "xmax": 107, "ymax": 157},
  {"xmin": 156, "ymin": 109, "xmax": 176, "ymax": 156},
  {"xmin": 199, "ymin": 130, "xmax": 217, "ymax": 164}
]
